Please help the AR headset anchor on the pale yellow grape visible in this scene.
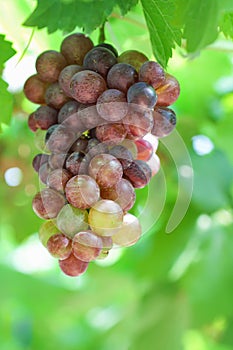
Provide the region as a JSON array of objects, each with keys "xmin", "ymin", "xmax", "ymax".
[
  {"xmin": 88, "ymin": 200, "xmax": 123, "ymax": 236},
  {"xmin": 112, "ymin": 213, "xmax": 142, "ymax": 247}
]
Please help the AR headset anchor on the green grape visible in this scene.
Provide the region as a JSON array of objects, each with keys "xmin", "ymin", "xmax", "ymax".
[
  {"xmin": 38, "ymin": 220, "xmax": 61, "ymax": 247},
  {"xmin": 88, "ymin": 199, "xmax": 123, "ymax": 236},
  {"xmin": 112, "ymin": 213, "xmax": 141, "ymax": 247},
  {"xmin": 56, "ymin": 204, "xmax": 89, "ymax": 238}
]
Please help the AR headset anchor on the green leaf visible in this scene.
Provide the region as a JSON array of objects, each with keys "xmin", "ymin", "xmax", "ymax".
[
  {"xmin": 182, "ymin": 0, "xmax": 220, "ymax": 52},
  {"xmin": 219, "ymin": 13, "xmax": 233, "ymax": 39},
  {"xmin": 0, "ymin": 34, "xmax": 16, "ymax": 71},
  {"xmin": 23, "ymin": 0, "xmax": 138, "ymax": 34},
  {"xmin": 116, "ymin": 0, "xmax": 139, "ymax": 15},
  {"xmin": 140, "ymin": 0, "xmax": 182, "ymax": 67},
  {"xmin": 0, "ymin": 79, "xmax": 14, "ymax": 128}
]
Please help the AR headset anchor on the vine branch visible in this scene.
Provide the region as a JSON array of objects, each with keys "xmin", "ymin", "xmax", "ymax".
[{"xmin": 98, "ymin": 21, "xmax": 106, "ymax": 44}]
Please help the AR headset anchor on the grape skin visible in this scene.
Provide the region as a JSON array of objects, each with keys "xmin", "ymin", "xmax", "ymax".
[
  {"xmin": 23, "ymin": 74, "xmax": 48, "ymax": 104},
  {"xmin": 123, "ymin": 159, "xmax": 152, "ymax": 189},
  {"xmin": 59, "ymin": 65, "xmax": 84, "ymax": 97},
  {"xmin": 96, "ymin": 43, "xmax": 118, "ymax": 57},
  {"xmin": 88, "ymin": 199, "xmax": 123, "ymax": 236},
  {"xmin": 65, "ymin": 152, "xmax": 85, "ymax": 176},
  {"xmin": 65, "ymin": 175, "xmax": 100, "ymax": 209},
  {"xmin": 83, "ymin": 47, "xmax": 117, "ymax": 78},
  {"xmin": 107, "ymin": 63, "xmax": 138, "ymax": 93},
  {"xmin": 46, "ymin": 124, "xmax": 76, "ymax": 154},
  {"xmin": 139, "ymin": 61, "xmax": 165, "ymax": 90},
  {"xmin": 32, "ymin": 188, "xmax": 66, "ymax": 220},
  {"xmin": 112, "ymin": 213, "xmax": 141, "ymax": 247},
  {"xmin": 127, "ymin": 82, "xmax": 157, "ymax": 109},
  {"xmin": 155, "ymin": 73, "xmax": 180, "ymax": 107},
  {"xmin": 95, "ymin": 123, "xmax": 127, "ymax": 145},
  {"xmin": 38, "ymin": 220, "xmax": 61, "ymax": 247},
  {"xmin": 151, "ymin": 107, "xmax": 176, "ymax": 138},
  {"xmin": 36, "ymin": 50, "xmax": 67, "ymax": 83},
  {"xmin": 117, "ymin": 50, "xmax": 148, "ymax": 72},
  {"xmin": 47, "ymin": 168, "xmax": 72, "ymax": 193},
  {"xmin": 60, "ymin": 33, "xmax": 94, "ymax": 65},
  {"xmin": 59, "ymin": 253, "xmax": 89, "ymax": 277},
  {"xmin": 32, "ymin": 153, "xmax": 49, "ymax": 173},
  {"xmin": 56, "ymin": 204, "xmax": 89, "ymax": 238},
  {"xmin": 72, "ymin": 231, "xmax": 103, "ymax": 262},
  {"xmin": 123, "ymin": 106, "xmax": 154, "ymax": 140},
  {"xmin": 70, "ymin": 70, "xmax": 107, "ymax": 104},
  {"xmin": 134, "ymin": 139, "xmax": 153, "ymax": 161},
  {"xmin": 96, "ymin": 89, "xmax": 128, "ymax": 122},
  {"xmin": 45, "ymin": 82, "xmax": 71, "ymax": 109},
  {"xmin": 34, "ymin": 105, "xmax": 58, "ymax": 130},
  {"xmin": 47, "ymin": 233, "xmax": 72, "ymax": 260}
]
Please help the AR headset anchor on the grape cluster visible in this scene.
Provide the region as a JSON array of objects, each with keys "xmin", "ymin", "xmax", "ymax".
[{"xmin": 24, "ymin": 33, "xmax": 180, "ymax": 277}]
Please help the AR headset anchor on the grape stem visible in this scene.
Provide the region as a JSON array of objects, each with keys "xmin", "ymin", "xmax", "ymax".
[{"xmin": 98, "ymin": 22, "xmax": 106, "ymax": 44}]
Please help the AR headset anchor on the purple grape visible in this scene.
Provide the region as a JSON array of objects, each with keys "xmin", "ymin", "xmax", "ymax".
[
  {"xmin": 70, "ymin": 70, "xmax": 107, "ymax": 104},
  {"xmin": 151, "ymin": 107, "xmax": 176, "ymax": 137},
  {"xmin": 70, "ymin": 135, "xmax": 88, "ymax": 153},
  {"xmin": 65, "ymin": 174, "xmax": 100, "ymax": 209},
  {"xmin": 36, "ymin": 50, "xmax": 67, "ymax": 83},
  {"xmin": 72, "ymin": 230, "xmax": 103, "ymax": 262},
  {"xmin": 123, "ymin": 106, "xmax": 153, "ymax": 139},
  {"xmin": 48, "ymin": 153, "xmax": 68, "ymax": 170},
  {"xmin": 107, "ymin": 63, "xmax": 138, "ymax": 93},
  {"xmin": 59, "ymin": 253, "xmax": 89, "ymax": 277},
  {"xmin": 47, "ymin": 168, "xmax": 72, "ymax": 193},
  {"xmin": 34, "ymin": 106, "xmax": 58, "ymax": 130},
  {"xmin": 46, "ymin": 124, "xmax": 77, "ymax": 153},
  {"xmin": 23, "ymin": 74, "xmax": 48, "ymax": 104},
  {"xmin": 83, "ymin": 47, "xmax": 117, "ymax": 78},
  {"xmin": 96, "ymin": 89, "xmax": 128, "ymax": 122},
  {"xmin": 65, "ymin": 152, "xmax": 85, "ymax": 175},
  {"xmin": 109, "ymin": 145, "xmax": 133, "ymax": 169},
  {"xmin": 139, "ymin": 61, "xmax": 165, "ymax": 89},
  {"xmin": 38, "ymin": 162, "xmax": 51, "ymax": 184},
  {"xmin": 28, "ymin": 112, "xmax": 38, "ymax": 132},
  {"xmin": 32, "ymin": 188, "xmax": 66, "ymax": 219},
  {"xmin": 60, "ymin": 33, "xmax": 94, "ymax": 65},
  {"xmin": 32, "ymin": 153, "xmax": 49, "ymax": 172},
  {"xmin": 47, "ymin": 233, "xmax": 72, "ymax": 260},
  {"xmin": 58, "ymin": 65, "xmax": 84, "ymax": 97},
  {"xmin": 96, "ymin": 43, "xmax": 118, "ymax": 57},
  {"xmin": 134, "ymin": 139, "xmax": 153, "ymax": 161},
  {"xmin": 95, "ymin": 123, "xmax": 127, "ymax": 145},
  {"xmin": 123, "ymin": 160, "xmax": 152, "ymax": 188},
  {"xmin": 78, "ymin": 104, "xmax": 106, "ymax": 130},
  {"xmin": 58, "ymin": 101, "xmax": 83, "ymax": 131},
  {"xmin": 127, "ymin": 82, "xmax": 157, "ymax": 109},
  {"xmin": 45, "ymin": 82, "xmax": 71, "ymax": 109}
]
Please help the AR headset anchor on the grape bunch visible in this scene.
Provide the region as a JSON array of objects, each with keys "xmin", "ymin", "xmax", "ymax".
[{"xmin": 24, "ymin": 33, "xmax": 180, "ymax": 277}]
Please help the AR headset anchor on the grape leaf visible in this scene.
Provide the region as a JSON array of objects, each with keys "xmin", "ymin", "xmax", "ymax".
[
  {"xmin": 0, "ymin": 34, "xmax": 16, "ymax": 71},
  {"xmin": 24, "ymin": 0, "xmax": 138, "ymax": 34},
  {"xmin": 219, "ymin": 13, "xmax": 233, "ymax": 39},
  {"xmin": 0, "ymin": 78, "xmax": 14, "ymax": 128},
  {"xmin": 140, "ymin": 0, "xmax": 182, "ymax": 67},
  {"xmin": 180, "ymin": 0, "xmax": 220, "ymax": 52}
]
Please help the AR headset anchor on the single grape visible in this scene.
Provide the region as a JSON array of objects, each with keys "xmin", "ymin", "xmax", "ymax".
[
  {"xmin": 23, "ymin": 74, "xmax": 48, "ymax": 104},
  {"xmin": 32, "ymin": 188, "xmax": 66, "ymax": 219},
  {"xmin": 28, "ymin": 112, "xmax": 38, "ymax": 132},
  {"xmin": 139, "ymin": 61, "xmax": 165, "ymax": 89},
  {"xmin": 155, "ymin": 73, "xmax": 180, "ymax": 106},
  {"xmin": 65, "ymin": 152, "xmax": 85, "ymax": 175},
  {"xmin": 36, "ymin": 50, "xmax": 67, "ymax": 83},
  {"xmin": 58, "ymin": 100, "xmax": 84, "ymax": 133},
  {"xmin": 56, "ymin": 204, "xmax": 89, "ymax": 238},
  {"xmin": 123, "ymin": 105, "xmax": 153, "ymax": 139},
  {"xmin": 88, "ymin": 199, "xmax": 123, "ymax": 236},
  {"xmin": 88, "ymin": 154, "xmax": 123, "ymax": 189},
  {"xmin": 109, "ymin": 145, "xmax": 133, "ymax": 169},
  {"xmin": 119, "ymin": 139, "xmax": 138, "ymax": 159},
  {"xmin": 107, "ymin": 63, "xmax": 138, "ymax": 93},
  {"xmin": 146, "ymin": 153, "xmax": 160, "ymax": 176},
  {"xmin": 34, "ymin": 105, "xmax": 58, "ymax": 130},
  {"xmin": 127, "ymin": 82, "xmax": 157, "ymax": 109},
  {"xmin": 83, "ymin": 47, "xmax": 117, "ymax": 78},
  {"xmin": 49, "ymin": 153, "xmax": 68, "ymax": 170},
  {"xmin": 134, "ymin": 139, "xmax": 153, "ymax": 161},
  {"xmin": 58, "ymin": 65, "xmax": 83, "ymax": 97},
  {"xmin": 59, "ymin": 253, "xmax": 89, "ymax": 277},
  {"xmin": 96, "ymin": 43, "xmax": 118, "ymax": 57},
  {"xmin": 96, "ymin": 89, "xmax": 128, "ymax": 122},
  {"xmin": 47, "ymin": 168, "xmax": 72, "ymax": 193},
  {"xmin": 32, "ymin": 153, "xmax": 49, "ymax": 172},
  {"xmin": 70, "ymin": 135, "xmax": 88, "ymax": 153},
  {"xmin": 72, "ymin": 230, "xmax": 103, "ymax": 262},
  {"xmin": 123, "ymin": 159, "xmax": 152, "ymax": 188},
  {"xmin": 38, "ymin": 220, "xmax": 61, "ymax": 246},
  {"xmin": 65, "ymin": 174, "xmax": 100, "ymax": 209},
  {"xmin": 95, "ymin": 123, "xmax": 127, "ymax": 145},
  {"xmin": 45, "ymin": 82, "xmax": 71, "ymax": 109},
  {"xmin": 47, "ymin": 233, "xmax": 72, "ymax": 260},
  {"xmin": 46, "ymin": 124, "xmax": 76, "ymax": 153},
  {"xmin": 151, "ymin": 107, "xmax": 176, "ymax": 138},
  {"xmin": 100, "ymin": 178, "xmax": 136, "ymax": 212},
  {"xmin": 38, "ymin": 162, "xmax": 51, "ymax": 184},
  {"xmin": 117, "ymin": 50, "xmax": 148, "ymax": 72},
  {"xmin": 70, "ymin": 70, "xmax": 107, "ymax": 104},
  {"xmin": 112, "ymin": 213, "xmax": 141, "ymax": 247},
  {"xmin": 60, "ymin": 33, "xmax": 94, "ymax": 65}
]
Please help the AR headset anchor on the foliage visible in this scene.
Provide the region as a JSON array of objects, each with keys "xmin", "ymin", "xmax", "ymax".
[{"xmin": 0, "ymin": 1, "xmax": 233, "ymax": 350}]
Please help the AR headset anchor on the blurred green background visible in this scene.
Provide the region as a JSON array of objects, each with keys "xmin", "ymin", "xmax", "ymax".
[{"xmin": 0, "ymin": 1, "xmax": 233, "ymax": 350}]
